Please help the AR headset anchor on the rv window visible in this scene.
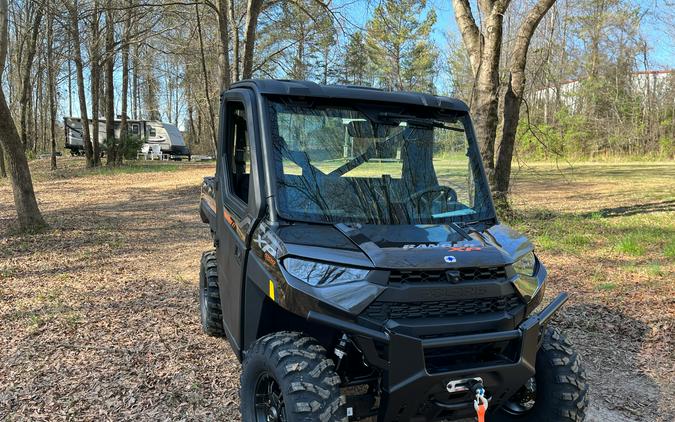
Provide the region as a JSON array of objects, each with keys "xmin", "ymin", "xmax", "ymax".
[
  {"xmin": 131, "ymin": 124, "xmax": 139, "ymax": 135},
  {"xmin": 149, "ymin": 126, "xmax": 157, "ymax": 137},
  {"xmin": 224, "ymin": 101, "xmax": 251, "ymax": 204}
]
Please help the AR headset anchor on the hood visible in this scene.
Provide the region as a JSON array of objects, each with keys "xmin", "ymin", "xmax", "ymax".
[{"xmin": 277, "ymin": 222, "xmax": 533, "ymax": 270}]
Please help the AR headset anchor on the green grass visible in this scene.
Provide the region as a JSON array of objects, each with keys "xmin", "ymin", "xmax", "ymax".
[{"xmin": 616, "ymin": 236, "xmax": 647, "ymax": 256}]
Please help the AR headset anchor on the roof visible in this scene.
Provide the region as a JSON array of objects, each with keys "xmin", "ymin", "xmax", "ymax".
[{"xmin": 231, "ymin": 79, "xmax": 469, "ymax": 112}]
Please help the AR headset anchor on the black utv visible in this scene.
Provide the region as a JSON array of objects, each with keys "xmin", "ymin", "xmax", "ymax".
[{"xmin": 198, "ymin": 79, "xmax": 588, "ymax": 422}]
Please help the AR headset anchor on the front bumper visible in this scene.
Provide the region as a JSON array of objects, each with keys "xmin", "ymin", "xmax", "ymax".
[{"xmin": 308, "ymin": 293, "xmax": 568, "ymax": 421}]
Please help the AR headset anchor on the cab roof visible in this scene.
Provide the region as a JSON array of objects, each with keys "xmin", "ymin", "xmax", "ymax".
[{"xmin": 231, "ymin": 79, "xmax": 469, "ymax": 112}]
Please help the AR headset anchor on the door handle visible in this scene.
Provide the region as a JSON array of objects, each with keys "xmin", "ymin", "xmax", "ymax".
[{"xmin": 234, "ymin": 245, "xmax": 242, "ymax": 263}]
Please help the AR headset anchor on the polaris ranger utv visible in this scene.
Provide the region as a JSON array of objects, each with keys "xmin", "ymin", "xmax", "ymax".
[{"xmin": 198, "ymin": 79, "xmax": 588, "ymax": 422}]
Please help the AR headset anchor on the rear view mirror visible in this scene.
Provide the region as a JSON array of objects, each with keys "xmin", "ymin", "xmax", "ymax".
[{"xmin": 346, "ymin": 120, "xmax": 375, "ymax": 138}]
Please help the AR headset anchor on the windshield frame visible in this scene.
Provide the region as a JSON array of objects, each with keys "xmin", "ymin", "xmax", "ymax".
[{"xmin": 261, "ymin": 94, "xmax": 498, "ymax": 227}]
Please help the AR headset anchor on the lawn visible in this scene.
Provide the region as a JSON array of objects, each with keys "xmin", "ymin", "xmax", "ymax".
[{"xmin": 0, "ymin": 158, "xmax": 673, "ymax": 421}]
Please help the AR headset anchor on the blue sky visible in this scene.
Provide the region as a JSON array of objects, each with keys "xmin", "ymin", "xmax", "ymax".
[{"xmin": 336, "ymin": 0, "xmax": 674, "ymax": 69}]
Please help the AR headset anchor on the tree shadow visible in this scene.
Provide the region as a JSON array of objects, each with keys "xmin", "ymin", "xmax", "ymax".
[{"xmin": 587, "ymin": 199, "xmax": 675, "ymax": 218}]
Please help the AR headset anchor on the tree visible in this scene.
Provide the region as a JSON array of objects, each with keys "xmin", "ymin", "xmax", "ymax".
[
  {"xmin": 104, "ymin": 0, "xmax": 116, "ymax": 166},
  {"xmin": 0, "ymin": 0, "xmax": 46, "ymax": 231},
  {"xmin": 342, "ymin": 31, "xmax": 370, "ymax": 86},
  {"xmin": 89, "ymin": 0, "xmax": 103, "ymax": 166},
  {"xmin": 46, "ymin": 0, "xmax": 57, "ymax": 170},
  {"xmin": 66, "ymin": 0, "xmax": 95, "ymax": 167},
  {"xmin": 19, "ymin": 0, "xmax": 44, "ymax": 150},
  {"xmin": 452, "ymin": 0, "xmax": 556, "ymax": 203},
  {"xmin": 365, "ymin": 0, "xmax": 437, "ymax": 91},
  {"xmin": 117, "ymin": 0, "xmax": 133, "ymax": 166},
  {"xmin": 242, "ymin": 0, "xmax": 263, "ymax": 79}
]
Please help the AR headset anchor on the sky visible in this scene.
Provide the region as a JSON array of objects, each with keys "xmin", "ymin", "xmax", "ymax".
[{"xmin": 336, "ymin": 0, "xmax": 674, "ymax": 69}]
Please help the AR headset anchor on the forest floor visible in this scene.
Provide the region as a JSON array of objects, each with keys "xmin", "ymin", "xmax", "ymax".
[{"xmin": 0, "ymin": 158, "xmax": 673, "ymax": 421}]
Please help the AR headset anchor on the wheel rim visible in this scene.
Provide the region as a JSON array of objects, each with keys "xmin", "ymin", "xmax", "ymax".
[
  {"xmin": 502, "ymin": 377, "xmax": 537, "ymax": 415},
  {"xmin": 199, "ymin": 273, "xmax": 207, "ymax": 322},
  {"xmin": 254, "ymin": 372, "xmax": 286, "ymax": 422}
]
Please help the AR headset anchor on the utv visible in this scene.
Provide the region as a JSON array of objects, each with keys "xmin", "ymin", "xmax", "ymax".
[{"xmin": 198, "ymin": 80, "xmax": 588, "ymax": 422}]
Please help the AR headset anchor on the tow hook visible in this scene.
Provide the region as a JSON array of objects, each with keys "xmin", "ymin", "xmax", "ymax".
[
  {"xmin": 445, "ymin": 378, "xmax": 489, "ymax": 420},
  {"xmin": 472, "ymin": 382, "xmax": 488, "ymax": 422}
]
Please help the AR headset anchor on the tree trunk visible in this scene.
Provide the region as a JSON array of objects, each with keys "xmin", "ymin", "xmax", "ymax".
[
  {"xmin": 47, "ymin": 0, "xmax": 56, "ymax": 170},
  {"xmin": 494, "ymin": 0, "xmax": 557, "ymax": 202},
  {"xmin": 117, "ymin": 0, "xmax": 132, "ymax": 165},
  {"xmin": 0, "ymin": 0, "xmax": 46, "ymax": 231},
  {"xmin": 217, "ymin": 0, "xmax": 231, "ymax": 91},
  {"xmin": 89, "ymin": 3, "xmax": 102, "ymax": 166},
  {"xmin": 105, "ymin": 1, "xmax": 116, "ymax": 166},
  {"xmin": 242, "ymin": 0, "xmax": 263, "ymax": 79},
  {"xmin": 228, "ymin": 0, "xmax": 239, "ymax": 81},
  {"xmin": 452, "ymin": 0, "xmax": 505, "ymax": 183},
  {"xmin": 67, "ymin": 1, "xmax": 94, "ymax": 167},
  {"xmin": 0, "ymin": 143, "xmax": 6, "ymax": 177},
  {"xmin": 195, "ymin": 3, "xmax": 217, "ymax": 152},
  {"xmin": 19, "ymin": 2, "xmax": 43, "ymax": 150}
]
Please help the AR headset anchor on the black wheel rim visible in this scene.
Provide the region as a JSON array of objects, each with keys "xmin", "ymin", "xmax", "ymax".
[
  {"xmin": 502, "ymin": 377, "xmax": 537, "ymax": 415},
  {"xmin": 254, "ymin": 372, "xmax": 286, "ymax": 422}
]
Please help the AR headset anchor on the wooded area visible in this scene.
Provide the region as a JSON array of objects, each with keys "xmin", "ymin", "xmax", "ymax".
[{"xmin": 0, "ymin": 0, "xmax": 673, "ymax": 231}]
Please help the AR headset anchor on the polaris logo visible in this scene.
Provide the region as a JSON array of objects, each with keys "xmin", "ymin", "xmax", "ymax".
[{"xmin": 444, "ymin": 256, "xmax": 457, "ymax": 263}]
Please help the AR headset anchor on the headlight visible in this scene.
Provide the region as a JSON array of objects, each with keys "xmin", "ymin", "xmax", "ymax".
[
  {"xmin": 513, "ymin": 251, "xmax": 536, "ymax": 277},
  {"xmin": 284, "ymin": 257, "xmax": 370, "ymax": 287}
]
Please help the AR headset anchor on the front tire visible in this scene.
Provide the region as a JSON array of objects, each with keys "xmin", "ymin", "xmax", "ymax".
[
  {"xmin": 495, "ymin": 327, "xmax": 589, "ymax": 421},
  {"xmin": 199, "ymin": 250, "xmax": 225, "ymax": 337},
  {"xmin": 240, "ymin": 332, "xmax": 347, "ymax": 422}
]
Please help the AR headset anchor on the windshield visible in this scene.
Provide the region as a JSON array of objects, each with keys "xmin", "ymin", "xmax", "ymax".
[{"xmin": 268, "ymin": 98, "xmax": 494, "ymax": 225}]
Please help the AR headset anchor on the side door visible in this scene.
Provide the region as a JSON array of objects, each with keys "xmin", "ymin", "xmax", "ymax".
[{"xmin": 215, "ymin": 90, "xmax": 263, "ymax": 356}]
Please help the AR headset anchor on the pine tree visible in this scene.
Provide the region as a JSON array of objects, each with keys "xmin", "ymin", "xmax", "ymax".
[
  {"xmin": 365, "ymin": 0, "xmax": 437, "ymax": 92},
  {"xmin": 342, "ymin": 31, "xmax": 370, "ymax": 86}
]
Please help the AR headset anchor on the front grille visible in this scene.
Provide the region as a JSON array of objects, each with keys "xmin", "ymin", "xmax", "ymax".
[
  {"xmin": 362, "ymin": 295, "xmax": 523, "ymax": 322},
  {"xmin": 389, "ymin": 267, "xmax": 507, "ymax": 284}
]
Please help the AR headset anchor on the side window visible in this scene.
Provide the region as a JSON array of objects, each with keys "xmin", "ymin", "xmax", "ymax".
[
  {"xmin": 148, "ymin": 126, "xmax": 157, "ymax": 137},
  {"xmin": 224, "ymin": 101, "xmax": 251, "ymax": 204}
]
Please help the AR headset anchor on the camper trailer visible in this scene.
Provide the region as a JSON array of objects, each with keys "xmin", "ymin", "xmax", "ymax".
[{"xmin": 63, "ymin": 117, "xmax": 191, "ymax": 160}]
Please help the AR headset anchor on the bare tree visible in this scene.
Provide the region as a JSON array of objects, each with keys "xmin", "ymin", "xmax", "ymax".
[
  {"xmin": 117, "ymin": 0, "xmax": 133, "ymax": 166},
  {"xmin": 452, "ymin": 0, "xmax": 556, "ymax": 202},
  {"xmin": 0, "ymin": 0, "xmax": 46, "ymax": 231},
  {"xmin": 46, "ymin": 0, "xmax": 57, "ymax": 170},
  {"xmin": 242, "ymin": 0, "xmax": 263, "ymax": 79},
  {"xmin": 65, "ymin": 0, "xmax": 94, "ymax": 167},
  {"xmin": 104, "ymin": 0, "xmax": 116, "ymax": 166},
  {"xmin": 19, "ymin": 0, "xmax": 44, "ymax": 150},
  {"xmin": 195, "ymin": 2, "xmax": 217, "ymax": 150},
  {"xmin": 89, "ymin": 0, "xmax": 102, "ymax": 166}
]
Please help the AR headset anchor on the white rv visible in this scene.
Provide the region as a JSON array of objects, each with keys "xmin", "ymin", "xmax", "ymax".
[{"xmin": 63, "ymin": 117, "xmax": 191, "ymax": 159}]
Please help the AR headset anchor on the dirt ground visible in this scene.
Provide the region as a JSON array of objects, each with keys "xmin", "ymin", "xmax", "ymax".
[{"xmin": 1, "ymin": 158, "xmax": 673, "ymax": 421}]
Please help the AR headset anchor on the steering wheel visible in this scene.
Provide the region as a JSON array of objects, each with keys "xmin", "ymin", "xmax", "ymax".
[{"xmin": 407, "ymin": 186, "xmax": 458, "ymax": 214}]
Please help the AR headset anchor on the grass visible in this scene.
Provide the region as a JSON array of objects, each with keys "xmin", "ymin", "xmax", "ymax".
[{"xmin": 508, "ymin": 161, "xmax": 674, "ymax": 299}]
